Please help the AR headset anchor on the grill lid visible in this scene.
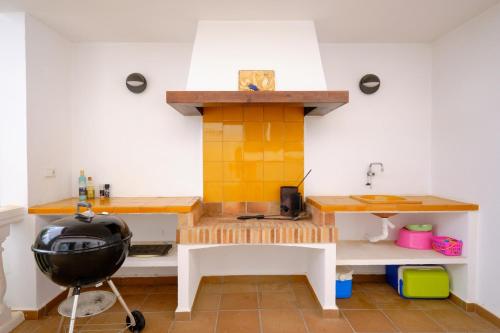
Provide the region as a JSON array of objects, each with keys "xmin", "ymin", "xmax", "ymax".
[{"xmin": 32, "ymin": 202, "xmax": 132, "ymax": 254}]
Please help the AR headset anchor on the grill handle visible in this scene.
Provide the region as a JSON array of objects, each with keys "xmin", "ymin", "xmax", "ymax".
[{"xmin": 75, "ymin": 201, "xmax": 95, "ymax": 222}]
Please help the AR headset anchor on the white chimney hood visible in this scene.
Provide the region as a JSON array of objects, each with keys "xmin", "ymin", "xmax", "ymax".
[{"xmin": 186, "ymin": 21, "xmax": 327, "ymax": 91}]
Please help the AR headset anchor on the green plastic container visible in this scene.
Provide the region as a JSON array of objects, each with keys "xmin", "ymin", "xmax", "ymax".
[
  {"xmin": 405, "ymin": 224, "xmax": 433, "ymax": 232},
  {"xmin": 402, "ymin": 268, "xmax": 449, "ymax": 298}
]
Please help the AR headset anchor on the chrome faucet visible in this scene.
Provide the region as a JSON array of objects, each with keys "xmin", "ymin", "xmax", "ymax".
[{"xmin": 366, "ymin": 162, "xmax": 384, "ymax": 188}]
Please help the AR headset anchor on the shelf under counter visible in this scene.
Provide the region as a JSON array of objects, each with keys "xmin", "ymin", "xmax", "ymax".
[
  {"xmin": 123, "ymin": 246, "xmax": 178, "ymax": 268},
  {"xmin": 28, "ymin": 197, "xmax": 201, "ymax": 215},
  {"xmin": 336, "ymin": 240, "xmax": 467, "ymax": 266}
]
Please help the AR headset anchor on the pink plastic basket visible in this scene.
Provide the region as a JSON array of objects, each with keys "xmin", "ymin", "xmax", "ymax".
[{"xmin": 432, "ymin": 236, "xmax": 463, "ymax": 256}]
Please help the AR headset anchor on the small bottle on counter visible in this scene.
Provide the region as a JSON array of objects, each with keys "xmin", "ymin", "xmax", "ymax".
[
  {"xmin": 87, "ymin": 176, "xmax": 95, "ymax": 199},
  {"xmin": 104, "ymin": 184, "xmax": 111, "ymax": 198},
  {"xmin": 78, "ymin": 170, "xmax": 87, "ymax": 201}
]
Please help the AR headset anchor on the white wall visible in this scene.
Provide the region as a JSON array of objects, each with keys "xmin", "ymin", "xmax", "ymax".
[
  {"xmin": 70, "ymin": 43, "xmax": 198, "ymax": 197},
  {"xmin": 67, "ymin": 32, "xmax": 433, "ymax": 199},
  {"xmin": 187, "ymin": 21, "xmax": 326, "ymax": 90},
  {"xmin": 25, "ymin": 14, "xmax": 73, "ymax": 206},
  {"xmin": 432, "ymin": 3, "xmax": 500, "ymax": 316},
  {"xmin": 310, "ymin": 44, "xmax": 432, "ymax": 195},
  {"xmin": 2, "ymin": 14, "xmax": 74, "ymax": 310},
  {"xmin": 0, "ymin": 12, "xmax": 39, "ymax": 311},
  {"xmin": 0, "ymin": 13, "xmax": 27, "ymax": 207},
  {"xmin": 25, "ymin": 14, "xmax": 74, "ymax": 309}
]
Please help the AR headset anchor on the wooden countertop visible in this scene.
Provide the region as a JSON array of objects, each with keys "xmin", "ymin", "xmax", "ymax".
[
  {"xmin": 306, "ymin": 195, "xmax": 478, "ymax": 213},
  {"xmin": 28, "ymin": 197, "xmax": 201, "ymax": 215}
]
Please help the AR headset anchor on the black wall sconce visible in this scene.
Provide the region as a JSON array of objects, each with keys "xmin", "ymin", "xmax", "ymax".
[
  {"xmin": 359, "ymin": 74, "xmax": 380, "ymax": 94},
  {"xmin": 126, "ymin": 73, "xmax": 147, "ymax": 93}
]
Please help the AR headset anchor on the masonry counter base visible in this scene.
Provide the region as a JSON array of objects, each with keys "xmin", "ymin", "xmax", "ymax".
[{"xmin": 175, "ymin": 243, "xmax": 337, "ymax": 319}]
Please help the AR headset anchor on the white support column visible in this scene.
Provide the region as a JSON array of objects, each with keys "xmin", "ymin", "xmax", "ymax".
[
  {"xmin": 0, "ymin": 206, "xmax": 25, "ymax": 333},
  {"xmin": 466, "ymin": 210, "xmax": 479, "ymax": 303},
  {"xmin": 305, "ymin": 244, "xmax": 337, "ymax": 312},
  {"xmin": 176, "ymin": 244, "xmax": 202, "ymax": 318}
]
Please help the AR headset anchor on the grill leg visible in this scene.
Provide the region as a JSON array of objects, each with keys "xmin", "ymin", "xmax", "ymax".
[
  {"xmin": 107, "ymin": 279, "xmax": 136, "ymax": 327},
  {"xmin": 68, "ymin": 288, "xmax": 80, "ymax": 333},
  {"xmin": 57, "ymin": 288, "xmax": 74, "ymax": 333}
]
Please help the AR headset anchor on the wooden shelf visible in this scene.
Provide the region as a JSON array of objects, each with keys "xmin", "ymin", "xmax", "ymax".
[
  {"xmin": 336, "ymin": 240, "xmax": 467, "ymax": 265},
  {"xmin": 166, "ymin": 90, "xmax": 349, "ymax": 116}
]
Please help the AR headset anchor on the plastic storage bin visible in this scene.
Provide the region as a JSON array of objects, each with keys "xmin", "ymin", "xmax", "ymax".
[
  {"xmin": 386, "ymin": 265, "xmax": 399, "ymax": 290},
  {"xmin": 336, "ymin": 266, "xmax": 353, "ymax": 298},
  {"xmin": 399, "ymin": 266, "xmax": 449, "ymax": 298},
  {"xmin": 396, "ymin": 228, "xmax": 433, "ymax": 250},
  {"xmin": 386, "ymin": 265, "xmax": 449, "ymax": 298},
  {"xmin": 432, "ymin": 236, "xmax": 463, "ymax": 256}
]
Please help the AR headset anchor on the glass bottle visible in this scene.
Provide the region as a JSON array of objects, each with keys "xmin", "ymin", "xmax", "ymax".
[{"xmin": 78, "ymin": 170, "xmax": 87, "ymax": 201}]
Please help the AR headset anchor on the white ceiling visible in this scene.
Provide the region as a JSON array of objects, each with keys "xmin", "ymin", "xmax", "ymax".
[{"xmin": 1, "ymin": 0, "xmax": 498, "ymax": 43}]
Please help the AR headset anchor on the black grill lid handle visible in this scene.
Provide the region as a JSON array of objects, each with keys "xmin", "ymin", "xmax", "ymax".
[{"xmin": 76, "ymin": 201, "xmax": 95, "ymax": 222}]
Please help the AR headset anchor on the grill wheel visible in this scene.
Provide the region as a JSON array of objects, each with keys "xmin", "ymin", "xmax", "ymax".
[{"xmin": 126, "ymin": 310, "xmax": 146, "ymax": 332}]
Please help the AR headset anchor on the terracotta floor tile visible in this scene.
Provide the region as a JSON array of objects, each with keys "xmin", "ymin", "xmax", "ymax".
[
  {"xmin": 216, "ymin": 310, "xmax": 260, "ymax": 333},
  {"xmin": 259, "ymin": 292, "xmax": 297, "ymax": 309},
  {"xmin": 302, "ymin": 309, "xmax": 354, "ymax": 333},
  {"xmin": 142, "ymin": 293, "xmax": 177, "ymax": 312},
  {"xmin": 114, "ymin": 284, "xmax": 151, "ymax": 296},
  {"xmin": 425, "ymin": 308, "xmax": 499, "ymax": 332},
  {"xmin": 194, "ymin": 293, "xmax": 221, "ymax": 311},
  {"xmin": 220, "ymin": 293, "xmax": 258, "ymax": 310},
  {"xmin": 260, "ymin": 309, "xmax": 307, "ymax": 333},
  {"xmin": 413, "ymin": 299, "xmax": 460, "ymax": 310},
  {"xmin": 294, "ymin": 289, "xmax": 320, "ymax": 309},
  {"xmin": 362, "ymin": 286, "xmax": 400, "ymax": 300},
  {"xmin": 38, "ymin": 315, "xmax": 87, "ymax": 333},
  {"xmin": 358, "ymin": 283, "xmax": 394, "ymax": 293},
  {"xmin": 11, "ymin": 319, "xmax": 42, "ymax": 333},
  {"xmin": 258, "ymin": 275, "xmax": 296, "ymax": 283},
  {"xmin": 223, "ymin": 276, "xmax": 262, "ymax": 283},
  {"xmin": 336, "ymin": 292, "xmax": 377, "ymax": 310},
  {"xmin": 199, "ymin": 283, "xmax": 223, "ymax": 294},
  {"xmin": 150, "ymin": 284, "xmax": 178, "ymax": 294},
  {"xmin": 383, "ymin": 309, "xmax": 444, "ymax": 332},
  {"xmin": 86, "ymin": 311, "xmax": 128, "ymax": 325},
  {"xmin": 342, "ymin": 310, "xmax": 397, "ymax": 332},
  {"xmin": 107, "ymin": 294, "xmax": 148, "ymax": 312},
  {"xmin": 142, "ymin": 311, "xmax": 174, "ymax": 332},
  {"xmin": 352, "ymin": 283, "xmax": 365, "ymax": 292},
  {"xmin": 16, "ymin": 280, "xmax": 500, "ymax": 333},
  {"xmin": 222, "ymin": 282, "xmax": 258, "ymax": 294},
  {"xmin": 258, "ymin": 282, "xmax": 292, "ymax": 293},
  {"xmin": 290, "ymin": 282, "xmax": 310, "ymax": 292},
  {"xmin": 364, "ymin": 290, "xmax": 419, "ymax": 310},
  {"xmin": 83, "ymin": 311, "xmax": 138, "ymax": 332},
  {"xmin": 170, "ymin": 311, "xmax": 217, "ymax": 333},
  {"xmin": 467, "ymin": 312, "xmax": 500, "ymax": 332},
  {"xmin": 203, "ymin": 276, "xmax": 225, "ymax": 284}
]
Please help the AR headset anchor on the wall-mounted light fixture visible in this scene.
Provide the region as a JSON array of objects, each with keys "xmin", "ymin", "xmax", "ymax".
[
  {"xmin": 359, "ymin": 74, "xmax": 380, "ymax": 94},
  {"xmin": 126, "ymin": 73, "xmax": 147, "ymax": 94}
]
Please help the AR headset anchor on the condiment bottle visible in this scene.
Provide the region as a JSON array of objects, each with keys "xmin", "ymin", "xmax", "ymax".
[
  {"xmin": 78, "ymin": 170, "xmax": 87, "ymax": 201},
  {"xmin": 87, "ymin": 176, "xmax": 95, "ymax": 199}
]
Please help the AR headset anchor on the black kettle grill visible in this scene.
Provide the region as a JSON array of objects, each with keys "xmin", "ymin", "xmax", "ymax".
[{"xmin": 32, "ymin": 202, "xmax": 145, "ymax": 333}]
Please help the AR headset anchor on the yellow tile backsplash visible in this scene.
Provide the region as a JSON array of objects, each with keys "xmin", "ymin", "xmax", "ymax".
[
  {"xmin": 223, "ymin": 122, "xmax": 244, "ymax": 141},
  {"xmin": 222, "ymin": 142, "xmax": 243, "ymax": 161},
  {"xmin": 203, "ymin": 104, "xmax": 304, "ymax": 202},
  {"xmin": 243, "ymin": 142, "xmax": 264, "ymax": 161}
]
